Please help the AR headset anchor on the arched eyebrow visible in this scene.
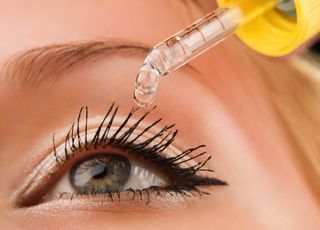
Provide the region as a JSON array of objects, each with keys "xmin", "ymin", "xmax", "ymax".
[{"xmin": 1, "ymin": 40, "xmax": 149, "ymax": 87}]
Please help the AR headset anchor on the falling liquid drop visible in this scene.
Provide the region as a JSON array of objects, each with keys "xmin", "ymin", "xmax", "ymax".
[{"xmin": 133, "ymin": 89, "xmax": 156, "ymax": 107}]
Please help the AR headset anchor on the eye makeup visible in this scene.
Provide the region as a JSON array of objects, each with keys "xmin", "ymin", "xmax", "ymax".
[{"xmin": 14, "ymin": 103, "xmax": 227, "ymax": 208}]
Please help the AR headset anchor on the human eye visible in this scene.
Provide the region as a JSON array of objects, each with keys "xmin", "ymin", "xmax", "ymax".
[{"xmin": 14, "ymin": 103, "xmax": 227, "ymax": 208}]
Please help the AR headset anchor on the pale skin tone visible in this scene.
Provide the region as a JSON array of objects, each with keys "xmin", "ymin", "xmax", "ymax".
[{"xmin": 0, "ymin": 0, "xmax": 319, "ymax": 229}]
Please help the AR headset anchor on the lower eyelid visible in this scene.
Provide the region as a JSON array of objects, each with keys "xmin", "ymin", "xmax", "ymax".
[{"xmin": 27, "ymin": 190, "xmax": 200, "ymax": 213}]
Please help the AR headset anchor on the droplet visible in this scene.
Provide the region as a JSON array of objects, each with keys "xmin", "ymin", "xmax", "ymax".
[{"xmin": 133, "ymin": 89, "xmax": 156, "ymax": 107}]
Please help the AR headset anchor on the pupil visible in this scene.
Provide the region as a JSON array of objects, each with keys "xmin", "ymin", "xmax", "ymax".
[{"xmin": 91, "ymin": 163, "xmax": 108, "ymax": 179}]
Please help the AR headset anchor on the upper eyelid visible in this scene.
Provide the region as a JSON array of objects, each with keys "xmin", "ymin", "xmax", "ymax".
[{"xmin": 54, "ymin": 105, "xmax": 209, "ymax": 173}]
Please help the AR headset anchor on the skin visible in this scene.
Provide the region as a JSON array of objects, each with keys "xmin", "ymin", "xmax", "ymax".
[{"xmin": 0, "ymin": 0, "xmax": 319, "ymax": 229}]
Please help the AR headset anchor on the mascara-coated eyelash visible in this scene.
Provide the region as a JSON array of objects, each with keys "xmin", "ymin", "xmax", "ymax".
[{"xmin": 15, "ymin": 103, "xmax": 227, "ymax": 207}]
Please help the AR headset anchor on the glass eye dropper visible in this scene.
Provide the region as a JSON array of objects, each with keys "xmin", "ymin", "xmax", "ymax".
[{"xmin": 133, "ymin": 0, "xmax": 296, "ymax": 107}]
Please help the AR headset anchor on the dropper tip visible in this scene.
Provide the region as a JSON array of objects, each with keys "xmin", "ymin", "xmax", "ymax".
[{"xmin": 133, "ymin": 65, "xmax": 160, "ymax": 107}]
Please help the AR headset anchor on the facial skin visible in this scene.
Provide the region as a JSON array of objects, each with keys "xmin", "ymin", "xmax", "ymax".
[{"xmin": 0, "ymin": 0, "xmax": 319, "ymax": 229}]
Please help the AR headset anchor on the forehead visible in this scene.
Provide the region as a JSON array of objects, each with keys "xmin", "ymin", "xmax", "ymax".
[{"xmin": 0, "ymin": 0, "xmax": 201, "ymax": 67}]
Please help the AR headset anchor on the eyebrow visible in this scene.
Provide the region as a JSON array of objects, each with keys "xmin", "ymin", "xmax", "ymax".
[{"xmin": 1, "ymin": 40, "xmax": 150, "ymax": 87}]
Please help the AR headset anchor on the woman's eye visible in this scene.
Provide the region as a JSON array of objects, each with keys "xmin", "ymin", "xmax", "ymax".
[
  {"xmin": 15, "ymin": 104, "xmax": 227, "ymax": 207},
  {"xmin": 50, "ymin": 153, "xmax": 168, "ymax": 197}
]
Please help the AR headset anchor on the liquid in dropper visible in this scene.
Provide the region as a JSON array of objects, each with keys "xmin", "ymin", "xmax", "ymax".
[
  {"xmin": 133, "ymin": 7, "xmax": 243, "ymax": 107},
  {"xmin": 134, "ymin": 64, "xmax": 160, "ymax": 107}
]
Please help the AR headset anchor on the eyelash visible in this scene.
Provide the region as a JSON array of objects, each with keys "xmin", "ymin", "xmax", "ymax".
[{"xmin": 20, "ymin": 103, "xmax": 227, "ymax": 206}]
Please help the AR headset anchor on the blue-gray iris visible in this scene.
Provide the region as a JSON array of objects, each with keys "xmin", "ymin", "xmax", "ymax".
[{"xmin": 69, "ymin": 154, "xmax": 131, "ymax": 194}]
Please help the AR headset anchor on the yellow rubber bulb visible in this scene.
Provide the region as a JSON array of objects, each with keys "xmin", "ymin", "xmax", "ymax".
[{"xmin": 217, "ymin": 0, "xmax": 320, "ymax": 56}]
